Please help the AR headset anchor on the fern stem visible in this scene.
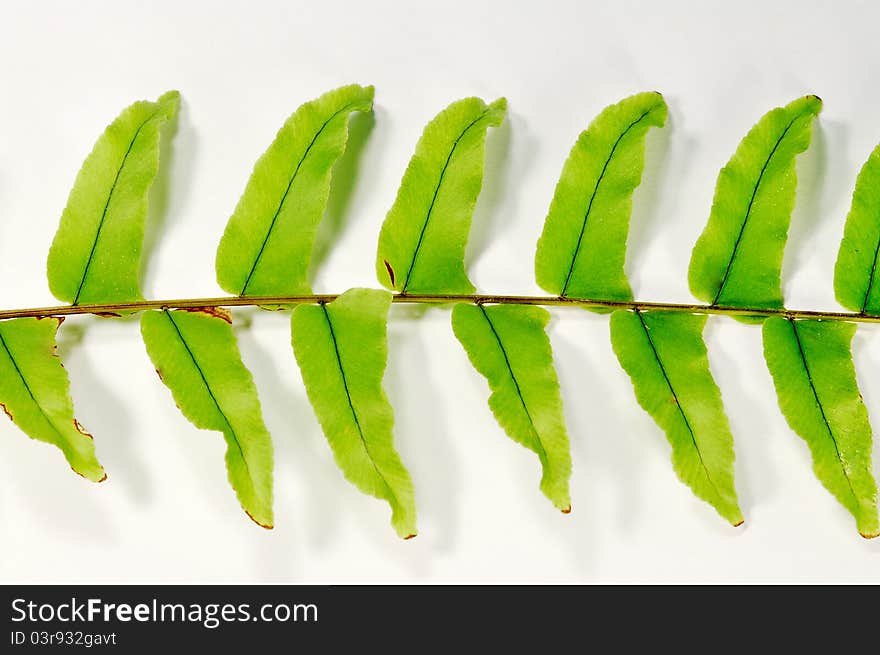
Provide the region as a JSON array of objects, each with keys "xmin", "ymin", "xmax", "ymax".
[{"xmin": 0, "ymin": 294, "xmax": 879, "ymax": 323}]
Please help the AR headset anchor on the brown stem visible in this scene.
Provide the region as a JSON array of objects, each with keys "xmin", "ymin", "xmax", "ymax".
[{"xmin": 0, "ymin": 294, "xmax": 878, "ymax": 323}]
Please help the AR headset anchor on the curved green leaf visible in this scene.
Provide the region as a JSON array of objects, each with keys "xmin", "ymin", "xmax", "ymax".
[
  {"xmin": 535, "ymin": 92, "xmax": 667, "ymax": 300},
  {"xmin": 762, "ymin": 317, "xmax": 878, "ymax": 537},
  {"xmin": 835, "ymin": 142, "xmax": 880, "ymax": 314},
  {"xmin": 0, "ymin": 317, "xmax": 105, "ymax": 482},
  {"xmin": 141, "ymin": 309, "xmax": 273, "ymax": 528},
  {"xmin": 688, "ymin": 95, "xmax": 821, "ymax": 309},
  {"xmin": 292, "ymin": 288, "xmax": 415, "ymax": 538},
  {"xmin": 451, "ymin": 303, "xmax": 571, "ymax": 511},
  {"xmin": 47, "ymin": 91, "xmax": 179, "ymax": 305},
  {"xmin": 375, "ymin": 96, "xmax": 506, "ymax": 294},
  {"xmin": 610, "ymin": 310, "xmax": 742, "ymax": 525},
  {"xmin": 216, "ymin": 84, "xmax": 374, "ymax": 297}
]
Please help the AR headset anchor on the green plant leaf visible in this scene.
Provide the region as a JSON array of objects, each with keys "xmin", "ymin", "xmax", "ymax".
[
  {"xmin": 535, "ymin": 92, "xmax": 667, "ymax": 300},
  {"xmin": 688, "ymin": 95, "xmax": 822, "ymax": 309},
  {"xmin": 375, "ymin": 96, "xmax": 506, "ymax": 294},
  {"xmin": 47, "ymin": 91, "xmax": 179, "ymax": 305},
  {"xmin": 140, "ymin": 308, "xmax": 273, "ymax": 528},
  {"xmin": 216, "ymin": 84, "xmax": 374, "ymax": 297},
  {"xmin": 835, "ymin": 142, "xmax": 880, "ymax": 314},
  {"xmin": 0, "ymin": 317, "xmax": 105, "ymax": 482},
  {"xmin": 451, "ymin": 303, "xmax": 571, "ymax": 511},
  {"xmin": 610, "ymin": 310, "xmax": 742, "ymax": 525},
  {"xmin": 762, "ymin": 317, "xmax": 878, "ymax": 537},
  {"xmin": 292, "ymin": 288, "xmax": 416, "ymax": 538}
]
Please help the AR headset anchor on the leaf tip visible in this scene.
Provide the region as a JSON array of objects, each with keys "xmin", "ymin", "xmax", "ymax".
[
  {"xmin": 158, "ymin": 89, "xmax": 181, "ymax": 107},
  {"xmin": 403, "ymin": 533, "xmax": 417, "ymax": 540},
  {"xmin": 245, "ymin": 510, "xmax": 273, "ymax": 530},
  {"xmin": 801, "ymin": 94, "xmax": 823, "ymax": 114},
  {"xmin": 732, "ymin": 519, "xmax": 744, "ymax": 528},
  {"xmin": 644, "ymin": 90, "xmax": 666, "ymax": 110},
  {"xmin": 489, "ymin": 96, "xmax": 508, "ymax": 115},
  {"xmin": 561, "ymin": 505, "xmax": 572, "ymax": 515},
  {"xmin": 859, "ymin": 529, "xmax": 879, "ymax": 539},
  {"xmin": 72, "ymin": 466, "xmax": 107, "ymax": 483},
  {"xmin": 354, "ymin": 84, "xmax": 375, "ymax": 112}
]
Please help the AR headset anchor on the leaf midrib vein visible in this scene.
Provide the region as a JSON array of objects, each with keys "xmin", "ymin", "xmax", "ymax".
[
  {"xmin": 400, "ymin": 108, "xmax": 493, "ymax": 293},
  {"xmin": 560, "ymin": 106, "xmax": 659, "ymax": 298},
  {"xmin": 319, "ymin": 303, "xmax": 399, "ymax": 506},
  {"xmin": 787, "ymin": 317, "xmax": 860, "ymax": 509},
  {"xmin": 711, "ymin": 111, "xmax": 808, "ymax": 306},
  {"xmin": 72, "ymin": 107, "xmax": 162, "ymax": 305},
  {"xmin": 477, "ymin": 304, "xmax": 550, "ymax": 468},
  {"xmin": 0, "ymin": 326, "xmax": 76, "ymax": 449},
  {"xmin": 162, "ymin": 310, "xmax": 255, "ymax": 491},
  {"xmin": 634, "ymin": 309, "xmax": 725, "ymax": 504},
  {"xmin": 859, "ymin": 226, "xmax": 880, "ymax": 314},
  {"xmin": 239, "ymin": 101, "xmax": 361, "ymax": 296}
]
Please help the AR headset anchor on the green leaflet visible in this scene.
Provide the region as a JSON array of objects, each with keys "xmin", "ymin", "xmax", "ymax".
[
  {"xmin": 216, "ymin": 84, "xmax": 374, "ymax": 297},
  {"xmin": 451, "ymin": 304, "xmax": 571, "ymax": 511},
  {"xmin": 291, "ymin": 288, "xmax": 416, "ymax": 538},
  {"xmin": 140, "ymin": 309, "xmax": 274, "ymax": 528},
  {"xmin": 762, "ymin": 317, "xmax": 878, "ymax": 537},
  {"xmin": 47, "ymin": 91, "xmax": 179, "ymax": 305},
  {"xmin": 535, "ymin": 92, "xmax": 667, "ymax": 300},
  {"xmin": 688, "ymin": 95, "xmax": 822, "ymax": 309},
  {"xmin": 610, "ymin": 310, "xmax": 742, "ymax": 525},
  {"xmin": 835, "ymin": 142, "xmax": 880, "ymax": 314},
  {"xmin": 0, "ymin": 317, "xmax": 104, "ymax": 482},
  {"xmin": 375, "ymin": 96, "xmax": 506, "ymax": 294}
]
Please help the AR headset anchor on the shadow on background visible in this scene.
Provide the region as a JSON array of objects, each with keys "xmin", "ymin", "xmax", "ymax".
[
  {"xmin": 382, "ymin": 308, "xmax": 459, "ymax": 574},
  {"xmin": 58, "ymin": 319, "xmax": 151, "ymax": 506},
  {"xmin": 141, "ymin": 97, "xmax": 192, "ymax": 293},
  {"xmin": 466, "ymin": 114, "xmax": 512, "ymax": 269},
  {"xmin": 701, "ymin": 316, "xmax": 781, "ymax": 515},
  {"xmin": 781, "ymin": 119, "xmax": 832, "ymax": 298},
  {"xmin": 309, "ymin": 110, "xmax": 376, "ymax": 281},
  {"xmin": 625, "ymin": 102, "xmax": 676, "ymax": 294}
]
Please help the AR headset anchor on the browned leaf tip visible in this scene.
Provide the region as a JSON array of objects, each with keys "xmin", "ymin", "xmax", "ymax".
[
  {"xmin": 860, "ymin": 529, "xmax": 879, "ymax": 540},
  {"xmin": 733, "ymin": 520, "xmax": 745, "ymax": 528},
  {"xmin": 0, "ymin": 402, "xmax": 12, "ymax": 421},
  {"xmin": 71, "ymin": 467, "xmax": 107, "ymax": 483},
  {"xmin": 403, "ymin": 533, "xmax": 417, "ymax": 540},
  {"xmin": 245, "ymin": 510, "xmax": 273, "ymax": 530},
  {"xmin": 384, "ymin": 260, "xmax": 395, "ymax": 287},
  {"xmin": 561, "ymin": 505, "xmax": 572, "ymax": 514},
  {"xmin": 180, "ymin": 306, "xmax": 232, "ymax": 324}
]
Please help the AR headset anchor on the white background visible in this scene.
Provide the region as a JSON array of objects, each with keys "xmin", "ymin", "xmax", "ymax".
[{"xmin": 1, "ymin": 0, "xmax": 879, "ymax": 583}]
